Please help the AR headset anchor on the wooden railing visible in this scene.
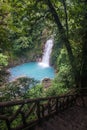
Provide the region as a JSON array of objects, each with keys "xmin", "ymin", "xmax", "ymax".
[{"xmin": 0, "ymin": 88, "xmax": 87, "ymax": 130}]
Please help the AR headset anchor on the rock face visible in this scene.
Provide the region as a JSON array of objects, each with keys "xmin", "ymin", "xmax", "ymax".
[{"xmin": 42, "ymin": 78, "xmax": 52, "ymax": 88}]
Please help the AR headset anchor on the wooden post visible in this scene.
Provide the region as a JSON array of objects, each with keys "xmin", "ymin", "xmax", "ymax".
[
  {"xmin": 56, "ymin": 98, "xmax": 58, "ymax": 114},
  {"xmin": 6, "ymin": 120, "xmax": 11, "ymax": 130},
  {"xmin": 37, "ymin": 100, "xmax": 41, "ymax": 124},
  {"xmin": 48, "ymin": 99, "xmax": 52, "ymax": 115},
  {"xmin": 21, "ymin": 111, "xmax": 27, "ymax": 125}
]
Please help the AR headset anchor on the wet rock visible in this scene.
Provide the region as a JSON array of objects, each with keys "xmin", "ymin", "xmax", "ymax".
[{"xmin": 42, "ymin": 78, "xmax": 52, "ymax": 88}]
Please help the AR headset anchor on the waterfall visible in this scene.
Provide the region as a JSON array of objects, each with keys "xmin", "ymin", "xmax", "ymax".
[{"xmin": 39, "ymin": 39, "xmax": 53, "ymax": 67}]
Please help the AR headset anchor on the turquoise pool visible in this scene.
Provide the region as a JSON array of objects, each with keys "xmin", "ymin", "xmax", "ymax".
[{"xmin": 9, "ymin": 62, "xmax": 55, "ymax": 81}]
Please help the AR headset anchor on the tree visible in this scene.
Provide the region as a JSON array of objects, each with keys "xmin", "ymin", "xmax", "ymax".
[
  {"xmin": 42, "ymin": 0, "xmax": 79, "ymax": 86},
  {"xmin": 0, "ymin": 53, "xmax": 8, "ymax": 70},
  {"xmin": 0, "ymin": 0, "xmax": 12, "ymax": 52},
  {"xmin": 80, "ymin": 0, "xmax": 87, "ymax": 87}
]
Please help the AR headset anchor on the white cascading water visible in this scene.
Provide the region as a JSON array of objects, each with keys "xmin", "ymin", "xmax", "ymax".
[{"xmin": 39, "ymin": 39, "xmax": 53, "ymax": 67}]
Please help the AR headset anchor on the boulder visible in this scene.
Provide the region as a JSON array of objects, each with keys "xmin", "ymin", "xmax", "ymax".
[{"xmin": 42, "ymin": 78, "xmax": 52, "ymax": 88}]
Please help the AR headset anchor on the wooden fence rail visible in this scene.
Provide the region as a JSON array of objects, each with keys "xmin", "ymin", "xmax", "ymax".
[{"xmin": 0, "ymin": 88, "xmax": 87, "ymax": 130}]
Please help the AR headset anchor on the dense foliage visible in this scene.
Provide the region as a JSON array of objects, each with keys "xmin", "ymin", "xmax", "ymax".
[
  {"xmin": 0, "ymin": 0, "xmax": 87, "ymax": 97},
  {"xmin": 0, "ymin": 1, "xmax": 87, "ymax": 128}
]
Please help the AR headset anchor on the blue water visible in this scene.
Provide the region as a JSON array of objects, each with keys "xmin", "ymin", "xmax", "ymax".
[{"xmin": 9, "ymin": 62, "xmax": 55, "ymax": 81}]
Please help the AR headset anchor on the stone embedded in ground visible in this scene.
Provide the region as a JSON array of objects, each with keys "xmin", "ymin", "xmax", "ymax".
[{"xmin": 42, "ymin": 78, "xmax": 52, "ymax": 88}]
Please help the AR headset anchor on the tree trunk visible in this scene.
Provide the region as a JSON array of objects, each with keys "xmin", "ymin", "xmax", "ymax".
[
  {"xmin": 62, "ymin": 0, "xmax": 68, "ymax": 37},
  {"xmin": 46, "ymin": 0, "xmax": 79, "ymax": 86},
  {"xmin": 80, "ymin": 0, "xmax": 87, "ymax": 88},
  {"xmin": 81, "ymin": 42, "xmax": 87, "ymax": 88}
]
